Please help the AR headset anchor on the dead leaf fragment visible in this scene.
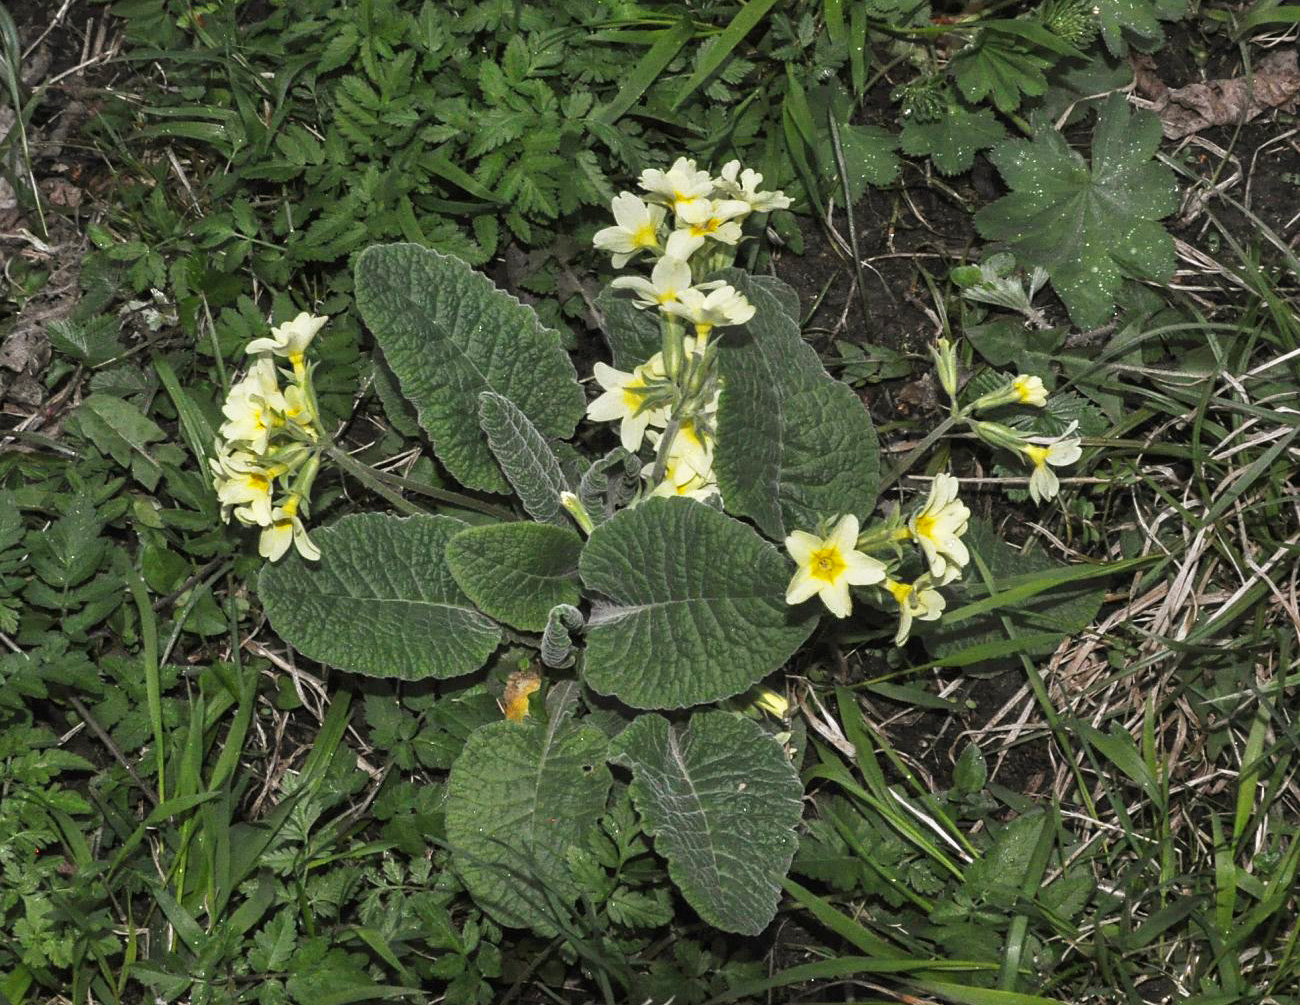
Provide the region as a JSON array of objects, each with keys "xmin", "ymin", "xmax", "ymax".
[
  {"xmin": 501, "ymin": 669, "xmax": 541, "ymax": 722},
  {"xmin": 1142, "ymin": 50, "xmax": 1300, "ymax": 140}
]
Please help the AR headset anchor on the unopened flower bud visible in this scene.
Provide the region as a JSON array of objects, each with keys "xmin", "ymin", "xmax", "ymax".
[
  {"xmin": 970, "ymin": 420, "xmax": 1029, "ymax": 453},
  {"xmin": 931, "ymin": 338, "xmax": 958, "ymax": 401}
]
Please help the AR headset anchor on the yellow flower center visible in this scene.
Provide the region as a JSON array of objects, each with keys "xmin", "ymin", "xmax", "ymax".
[
  {"xmin": 656, "ymin": 286, "xmax": 679, "ymax": 304},
  {"xmin": 1023, "ymin": 444, "xmax": 1050, "ymax": 466},
  {"xmin": 632, "ymin": 222, "xmax": 659, "ymax": 249},
  {"xmin": 245, "ymin": 474, "xmax": 270, "ymax": 493},
  {"xmin": 689, "ymin": 218, "xmax": 721, "ymax": 238},
  {"xmin": 885, "ymin": 579, "xmax": 912, "ymax": 605},
  {"xmin": 914, "ymin": 513, "xmax": 937, "ymax": 541},
  {"xmin": 808, "ymin": 545, "xmax": 846, "ymax": 584},
  {"xmin": 282, "ymin": 495, "xmax": 300, "ymax": 518}
]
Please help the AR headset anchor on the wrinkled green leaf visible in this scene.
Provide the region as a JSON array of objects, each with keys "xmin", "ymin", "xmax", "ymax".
[
  {"xmin": 354, "ymin": 244, "xmax": 584, "ymax": 493},
  {"xmin": 446, "ymin": 717, "xmax": 612, "ymax": 932},
  {"xmin": 477, "ymin": 392, "xmax": 571, "ymax": 527},
  {"xmin": 609, "ymin": 712, "xmax": 802, "ymax": 935},
  {"xmin": 259, "ymin": 513, "xmax": 501, "ymax": 681},
  {"xmin": 446, "ymin": 522, "xmax": 582, "ymax": 632},
  {"xmin": 579, "ymin": 496, "xmax": 816, "ymax": 709}
]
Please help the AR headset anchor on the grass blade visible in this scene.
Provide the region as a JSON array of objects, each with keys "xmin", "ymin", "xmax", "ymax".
[{"xmin": 670, "ymin": 0, "xmax": 781, "ymax": 110}]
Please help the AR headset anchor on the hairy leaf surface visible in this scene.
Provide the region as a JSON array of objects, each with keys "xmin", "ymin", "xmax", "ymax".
[
  {"xmin": 579, "ymin": 497, "xmax": 815, "ymax": 708},
  {"xmin": 355, "ymin": 243, "xmax": 584, "ymax": 493},
  {"xmin": 446, "ymin": 522, "xmax": 582, "ymax": 632},
  {"xmin": 609, "ymin": 712, "xmax": 803, "ymax": 935},
  {"xmin": 446, "ymin": 718, "xmax": 611, "ymax": 932},
  {"xmin": 259, "ymin": 513, "xmax": 501, "ymax": 681}
]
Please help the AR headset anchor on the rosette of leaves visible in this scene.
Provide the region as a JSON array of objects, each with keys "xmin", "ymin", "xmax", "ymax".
[{"xmin": 256, "ymin": 242, "xmax": 882, "ymax": 938}]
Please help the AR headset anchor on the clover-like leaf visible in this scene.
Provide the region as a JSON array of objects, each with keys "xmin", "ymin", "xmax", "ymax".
[
  {"xmin": 579, "ymin": 497, "xmax": 816, "ymax": 709},
  {"xmin": 900, "ymin": 104, "xmax": 1007, "ymax": 176},
  {"xmin": 1095, "ymin": 0, "xmax": 1185, "ymax": 56},
  {"xmin": 258, "ymin": 513, "xmax": 501, "ymax": 681},
  {"xmin": 355, "ymin": 243, "xmax": 584, "ymax": 494},
  {"xmin": 609, "ymin": 711, "xmax": 803, "ymax": 935},
  {"xmin": 714, "ymin": 272, "xmax": 880, "ymax": 538},
  {"xmin": 974, "ymin": 95, "xmax": 1178, "ymax": 328},
  {"xmin": 446, "ymin": 522, "xmax": 582, "ymax": 632},
  {"xmin": 951, "ymin": 30, "xmax": 1052, "ymax": 114},
  {"xmin": 446, "ymin": 717, "xmax": 612, "ymax": 933}
]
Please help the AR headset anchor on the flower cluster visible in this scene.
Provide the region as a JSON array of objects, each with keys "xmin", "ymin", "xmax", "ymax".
[
  {"xmin": 933, "ymin": 337, "xmax": 1083, "ymax": 503},
  {"xmin": 783, "ymin": 474, "xmax": 972, "ymax": 643},
  {"xmin": 210, "ymin": 313, "xmax": 327, "ymax": 561},
  {"xmin": 588, "ymin": 158, "xmax": 789, "ymax": 501}
]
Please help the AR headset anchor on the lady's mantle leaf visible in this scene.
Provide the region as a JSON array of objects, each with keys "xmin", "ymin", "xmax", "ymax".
[
  {"xmin": 446, "ymin": 522, "xmax": 582, "ymax": 632},
  {"xmin": 714, "ymin": 272, "xmax": 880, "ymax": 538},
  {"xmin": 258, "ymin": 513, "xmax": 501, "ymax": 681},
  {"xmin": 446, "ymin": 718, "xmax": 611, "ymax": 933},
  {"xmin": 579, "ymin": 497, "xmax": 816, "ymax": 709},
  {"xmin": 1095, "ymin": 0, "xmax": 1185, "ymax": 57},
  {"xmin": 974, "ymin": 95, "xmax": 1178, "ymax": 328},
  {"xmin": 951, "ymin": 30, "xmax": 1052, "ymax": 114},
  {"xmin": 900, "ymin": 105, "xmax": 1007, "ymax": 176},
  {"xmin": 354, "ymin": 243, "xmax": 584, "ymax": 494},
  {"xmin": 609, "ymin": 711, "xmax": 803, "ymax": 935}
]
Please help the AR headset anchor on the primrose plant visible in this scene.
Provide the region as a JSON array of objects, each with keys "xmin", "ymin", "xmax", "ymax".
[{"xmin": 223, "ymin": 158, "xmax": 1080, "ymax": 939}]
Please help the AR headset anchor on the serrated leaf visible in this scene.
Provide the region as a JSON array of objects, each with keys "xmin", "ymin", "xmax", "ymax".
[
  {"xmin": 73, "ymin": 393, "xmax": 167, "ymax": 489},
  {"xmin": 714, "ymin": 272, "xmax": 880, "ymax": 538},
  {"xmin": 47, "ymin": 316, "xmax": 124, "ymax": 365},
  {"xmin": 446, "ymin": 522, "xmax": 582, "ymax": 632},
  {"xmin": 609, "ymin": 711, "xmax": 802, "ymax": 935},
  {"xmin": 259, "ymin": 513, "xmax": 502, "ymax": 681},
  {"xmin": 477, "ymin": 392, "xmax": 571, "ymax": 526},
  {"xmin": 1095, "ymin": 0, "xmax": 1185, "ymax": 56},
  {"xmin": 579, "ymin": 497, "xmax": 816, "ymax": 709},
  {"xmin": 446, "ymin": 718, "xmax": 612, "ymax": 933},
  {"xmin": 951, "ymin": 30, "xmax": 1052, "ymax": 114},
  {"xmin": 900, "ymin": 105, "xmax": 1006, "ymax": 176},
  {"xmin": 974, "ymin": 95, "xmax": 1178, "ymax": 328},
  {"xmin": 354, "ymin": 244, "xmax": 584, "ymax": 494}
]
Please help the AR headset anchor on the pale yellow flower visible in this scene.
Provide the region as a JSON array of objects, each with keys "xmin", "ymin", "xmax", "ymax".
[
  {"xmin": 593, "ymin": 192, "xmax": 666, "ymax": 267},
  {"xmin": 638, "ymin": 157, "xmax": 713, "ymax": 215},
  {"xmin": 884, "ymin": 576, "xmax": 947, "ymax": 645},
  {"xmin": 1021, "ymin": 430, "xmax": 1082, "ymax": 503},
  {"xmin": 219, "ymin": 356, "xmax": 285, "ymax": 454},
  {"xmin": 610, "ymin": 255, "xmax": 694, "ymax": 310},
  {"xmin": 586, "ymin": 359, "xmax": 670, "ymax": 452},
  {"xmin": 674, "ymin": 197, "xmax": 749, "ymax": 246},
  {"xmin": 908, "ymin": 473, "xmax": 970, "ymax": 580},
  {"xmin": 645, "ymin": 426, "xmax": 718, "ymax": 501},
  {"xmin": 1011, "ymin": 374, "xmax": 1048, "ymax": 406},
  {"xmin": 246, "ymin": 312, "xmax": 327, "ymax": 371},
  {"xmin": 716, "ymin": 160, "xmax": 792, "ymax": 213},
  {"xmin": 661, "ymin": 284, "xmax": 755, "ymax": 335},
  {"xmin": 258, "ymin": 495, "xmax": 320, "ymax": 562},
  {"xmin": 785, "ymin": 515, "xmax": 886, "ymax": 619},
  {"xmin": 210, "ymin": 448, "xmax": 276, "ymax": 527}
]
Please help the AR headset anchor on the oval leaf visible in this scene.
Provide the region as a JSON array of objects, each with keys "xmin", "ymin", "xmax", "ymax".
[
  {"xmin": 258, "ymin": 513, "xmax": 501, "ymax": 681},
  {"xmin": 714, "ymin": 272, "xmax": 880, "ymax": 539},
  {"xmin": 355, "ymin": 243, "xmax": 585, "ymax": 493},
  {"xmin": 446, "ymin": 718, "xmax": 612, "ymax": 932},
  {"xmin": 609, "ymin": 711, "xmax": 803, "ymax": 935},
  {"xmin": 446, "ymin": 522, "xmax": 583, "ymax": 632},
  {"xmin": 579, "ymin": 496, "xmax": 816, "ymax": 709},
  {"xmin": 477, "ymin": 391, "xmax": 571, "ymax": 526}
]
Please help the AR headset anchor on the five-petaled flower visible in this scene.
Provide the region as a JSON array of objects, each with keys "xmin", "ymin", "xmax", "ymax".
[
  {"xmin": 259, "ymin": 495, "xmax": 320, "ymax": 562},
  {"xmin": 1021, "ymin": 427, "xmax": 1083, "ymax": 503},
  {"xmin": 908, "ymin": 473, "xmax": 970, "ymax": 581},
  {"xmin": 219, "ymin": 356, "xmax": 286, "ymax": 455},
  {"xmin": 883, "ymin": 576, "xmax": 947, "ymax": 645},
  {"xmin": 661, "ymin": 284, "xmax": 755, "ymax": 336},
  {"xmin": 1011, "ymin": 374, "xmax": 1048, "ymax": 406},
  {"xmin": 716, "ymin": 160, "xmax": 793, "ymax": 214},
  {"xmin": 611, "ymin": 255, "xmax": 694, "ymax": 311},
  {"xmin": 593, "ymin": 192, "xmax": 666, "ymax": 268},
  {"xmin": 247, "ymin": 312, "xmax": 328, "ymax": 375},
  {"xmin": 638, "ymin": 157, "xmax": 714, "ymax": 215},
  {"xmin": 785, "ymin": 515, "xmax": 886, "ymax": 619},
  {"xmin": 586, "ymin": 359, "xmax": 669, "ymax": 452}
]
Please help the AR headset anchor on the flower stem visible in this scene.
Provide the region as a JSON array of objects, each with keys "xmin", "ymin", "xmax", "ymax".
[
  {"xmin": 326, "ymin": 444, "xmax": 517, "ymax": 521},
  {"xmin": 877, "ymin": 414, "xmax": 961, "ymax": 496}
]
